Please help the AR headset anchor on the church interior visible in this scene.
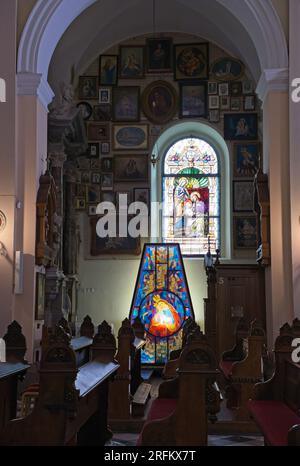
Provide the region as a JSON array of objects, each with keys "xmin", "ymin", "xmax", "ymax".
[{"xmin": 0, "ymin": 0, "xmax": 300, "ymax": 448}]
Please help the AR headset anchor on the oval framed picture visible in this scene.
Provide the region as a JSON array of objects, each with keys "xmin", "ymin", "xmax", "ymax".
[
  {"xmin": 210, "ymin": 57, "xmax": 245, "ymax": 81},
  {"xmin": 142, "ymin": 80, "xmax": 178, "ymax": 124}
]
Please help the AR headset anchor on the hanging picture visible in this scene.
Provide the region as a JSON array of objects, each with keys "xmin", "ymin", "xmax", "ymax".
[
  {"xmin": 101, "ymin": 173, "xmax": 114, "ymax": 190},
  {"xmin": 90, "ymin": 216, "xmax": 141, "ymax": 256},
  {"xmin": 233, "ymin": 216, "xmax": 257, "ymax": 249},
  {"xmin": 114, "ymin": 154, "xmax": 148, "ymax": 182},
  {"xmin": 233, "ymin": 181, "xmax": 254, "ymax": 212},
  {"xmin": 230, "ymin": 81, "xmax": 242, "ymax": 96},
  {"xmin": 142, "ymin": 80, "xmax": 178, "ymax": 124},
  {"xmin": 99, "ymin": 88, "xmax": 112, "ymax": 104},
  {"xmin": 77, "ymin": 101, "xmax": 93, "ymax": 120},
  {"xmin": 179, "ymin": 82, "xmax": 207, "ymax": 118},
  {"xmin": 87, "ymin": 142, "xmax": 100, "ymax": 158},
  {"xmin": 233, "ymin": 142, "xmax": 260, "ymax": 177},
  {"xmin": 220, "ymin": 96, "xmax": 230, "ymax": 110},
  {"xmin": 244, "ymin": 95, "xmax": 256, "ymax": 111},
  {"xmin": 174, "ymin": 43, "xmax": 209, "ymax": 80},
  {"xmin": 113, "ymin": 86, "xmax": 140, "ymax": 122},
  {"xmin": 208, "ymin": 82, "xmax": 218, "ymax": 95},
  {"xmin": 231, "ymin": 96, "xmax": 242, "ymax": 112},
  {"xmin": 218, "ymin": 83, "xmax": 229, "ymax": 96},
  {"xmin": 119, "ymin": 46, "xmax": 145, "ymax": 79},
  {"xmin": 87, "ymin": 123, "xmax": 110, "ymax": 141},
  {"xmin": 113, "ymin": 124, "xmax": 149, "ymax": 151},
  {"xmin": 91, "ymin": 172, "xmax": 101, "ymax": 184},
  {"xmin": 209, "ymin": 110, "xmax": 220, "ymax": 123},
  {"xmin": 93, "ymin": 104, "xmax": 112, "ymax": 121},
  {"xmin": 208, "ymin": 95, "xmax": 219, "ymax": 110},
  {"xmin": 99, "ymin": 55, "xmax": 118, "ymax": 85},
  {"xmin": 146, "ymin": 38, "xmax": 173, "ymax": 73},
  {"xmin": 101, "ymin": 191, "xmax": 116, "ymax": 203},
  {"xmin": 101, "ymin": 157, "xmax": 114, "ymax": 173},
  {"xmin": 224, "ymin": 113, "xmax": 258, "ymax": 140},
  {"xmin": 87, "ymin": 185, "xmax": 101, "ymax": 203},
  {"xmin": 133, "ymin": 188, "xmax": 150, "ymax": 210},
  {"xmin": 242, "ymin": 80, "xmax": 254, "ymax": 94},
  {"xmin": 211, "ymin": 57, "xmax": 245, "ymax": 81},
  {"xmin": 78, "ymin": 76, "xmax": 98, "ymax": 100},
  {"xmin": 101, "ymin": 142, "xmax": 110, "ymax": 155}
]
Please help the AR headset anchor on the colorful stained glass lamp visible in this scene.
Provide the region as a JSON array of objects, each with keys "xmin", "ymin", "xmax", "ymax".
[{"xmin": 129, "ymin": 243, "xmax": 195, "ymax": 365}]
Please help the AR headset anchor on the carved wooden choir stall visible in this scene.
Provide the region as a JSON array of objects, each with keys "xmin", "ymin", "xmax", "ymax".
[
  {"xmin": 137, "ymin": 327, "xmax": 221, "ymax": 446},
  {"xmin": 248, "ymin": 319, "xmax": 300, "ymax": 446},
  {"xmin": 0, "ymin": 321, "xmax": 119, "ymax": 446},
  {"xmin": 0, "ymin": 322, "xmax": 29, "ymax": 430}
]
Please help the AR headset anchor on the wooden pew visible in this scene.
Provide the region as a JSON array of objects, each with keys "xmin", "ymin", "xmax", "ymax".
[
  {"xmin": 108, "ymin": 318, "xmax": 148, "ymax": 422},
  {"xmin": 219, "ymin": 320, "xmax": 266, "ymax": 421},
  {"xmin": 137, "ymin": 328, "xmax": 221, "ymax": 446},
  {"xmin": 248, "ymin": 319, "xmax": 300, "ymax": 446},
  {"xmin": 0, "ymin": 321, "xmax": 29, "ymax": 429},
  {"xmin": 162, "ymin": 319, "xmax": 198, "ymax": 379},
  {"xmin": 0, "ymin": 321, "xmax": 119, "ymax": 446}
]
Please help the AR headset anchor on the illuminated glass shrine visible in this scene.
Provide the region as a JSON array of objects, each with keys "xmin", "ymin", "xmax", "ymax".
[{"xmin": 129, "ymin": 244, "xmax": 195, "ymax": 365}]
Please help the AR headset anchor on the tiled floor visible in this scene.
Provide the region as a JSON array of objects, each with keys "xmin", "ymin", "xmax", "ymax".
[{"xmin": 107, "ymin": 433, "xmax": 264, "ymax": 447}]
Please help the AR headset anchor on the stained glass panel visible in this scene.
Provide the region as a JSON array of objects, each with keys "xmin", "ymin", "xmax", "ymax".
[
  {"xmin": 163, "ymin": 137, "xmax": 220, "ymax": 256},
  {"xmin": 129, "ymin": 244, "xmax": 194, "ymax": 365}
]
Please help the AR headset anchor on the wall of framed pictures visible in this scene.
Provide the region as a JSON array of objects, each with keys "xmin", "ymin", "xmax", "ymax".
[{"xmin": 74, "ymin": 32, "xmax": 261, "ymax": 259}]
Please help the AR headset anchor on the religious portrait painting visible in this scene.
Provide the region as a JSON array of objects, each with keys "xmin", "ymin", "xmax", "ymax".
[
  {"xmin": 174, "ymin": 43, "xmax": 209, "ymax": 80},
  {"xmin": 113, "ymin": 124, "xmax": 149, "ymax": 151},
  {"xmin": 142, "ymin": 80, "xmax": 178, "ymax": 124},
  {"xmin": 99, "ymin": 55, "xmax": 118, "ymax": 85},
  {"xmin": 180, "ymin": 82, "xmax": 207, "ymax": 118},
  {"xmin": 76, "ymin": 101, "xmax": 93, "ymax": 120},
  {"xmin": 113, "ymin": 86, "xmax": 140, "ymax": 122},
  {"xmin": 224, "ymin": 113, "xmax": 258, "ymax": 140},
  {"xmin": 133, "ymin": 188, "xmax": 150, "ymax": 210},
  {"xmin": 233, "ymin": 180, "xmax": 255, "ymax": 212},
  {"xmin": 93, "ymin": 104, "xmax": 112, "ymax": 121},
  {"xmin": 90, "ymin": 216, "xmax": 141, "ymax": 256},
  {"xmin": 146, "ymin": 38, "xmax": 173, "ymax": 73},
  {"xmin": 114, "ymin": 154, "xmax": 148, "ymax": 182},
  {"xmin": 233, "ymin": 216, "xmax": 257, "ymax": 249},
  {"xmin": 87, "ymin": 142, "xmax": 100, "ymax": 158},
  {"xmin": 87, "ymin": 122, "xmax": 110, "ymax": 141},
  {"xmin": 119, "ymin": 46, "xmax": 145, "ymax": 79},
  {"xmin": 211, "ymin": 57, "xmax": 245, "ymax": 81},
  {"xmin": 78, "ymin": 76, "xmax": 98, "ymax": 100},
  {"xmin": 233, "ymin": 142, "xmax": 260, "ymax": 177}
]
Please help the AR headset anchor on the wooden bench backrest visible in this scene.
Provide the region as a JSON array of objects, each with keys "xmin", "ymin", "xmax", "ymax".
[
  {"xmin": 80, "ymin": 315, "xmax": 95, "ymax": 339},
  {"xmin": 284, "ymin": 359, "xmax": 300, "ymax": 412}
]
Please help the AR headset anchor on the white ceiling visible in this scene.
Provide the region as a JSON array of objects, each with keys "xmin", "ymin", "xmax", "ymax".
[{"xmin": 48, "ymin": 0, "xmax": 261, "ymax": 93}]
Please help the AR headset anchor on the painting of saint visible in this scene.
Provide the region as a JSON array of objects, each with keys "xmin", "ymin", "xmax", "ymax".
[
  {"xmin": 234, "ymin": 143, "xmax": 259, "ymax": 177},
  {"xmin": 224, "ymin": 113, "xmax": 258, "ymax": 140},
  {"xmin": 180, "ymin": 83, "xmax": 207, "ymax": 118},
  {"xmin": 146, "ymin": 38, "xmax": 173, "ymax": 72},
  {"xmin": 142, "ymin": 81, "xmax": 177, "ymax": 124},
  {"xmin": 174, "ymin": 43, "xmax": 209, "ymax": 80},
  {"xmin": 99, "ymin": 55, "xmax": 118, "ymax": 85},
  {"xmin": 113, "ymin": 87, "xmax": 140, "ymax": 122},
  {"xmin": 119, "ymin": 46, "xmax": 144, "ymax": 79}
]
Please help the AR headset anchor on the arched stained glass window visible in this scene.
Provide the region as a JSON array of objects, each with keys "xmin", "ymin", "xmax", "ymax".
[{"xmin": 162, "ymin": 137, "xmax": 220, "ymax": 256}]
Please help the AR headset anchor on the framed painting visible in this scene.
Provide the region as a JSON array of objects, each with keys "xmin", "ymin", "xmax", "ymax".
[
  {"xmin": 88, "ymin": 205, "xmax": 98, "ymax": 216},
  {"xmin": 220, "ymin": 96, "xmax": 230, "ymax": 110},
  {"xmin": 90, "ymin": 159, "xmax": 101, "ymax": 170},
  {"xmin": 233, "ymin": 180, "xmax": 254, "ymax": 212},
  {"xmin": 76, "ymin": 184, "xmax": 86, "ymax": 197},
  {"xmin": 78, "ymin": 76, "xmax": 98, "ymax": 100},
  {"xmin": 179, "ymin": 82, "xmax": 207, "ymax": 118},
  {"xmin": 224, "ymin": 113, "xmax": 258, "ymax": 140},
  {"xmin": 99, "ymin": 55, "xmax": 118, "ymax": 85},
  {"xmin": 233, "ymin": 142, "xmax": 260, "ymax": 177},
  {"xmin": 119, "ymin": 45, "xmax": 145, "ymax": 79},
  {"xmin": 146, "ymin": 38, "xmax": 173, "ymax": 73},
  {"xmin": 242, "ymin": 80, "xmax": 254, "ymax": 95},
  {"xmin": 77, "ymin": 101, "xmax": 93, "ymax": 120},
  {"xmin": 90, "ymin": 216, "xmax": 141, "ymax": 256},
  {"xmin": 133, "ymin": 188, "xmax": 150, "ymax": 210},
  {"xmin": 211, "ymin": 57, "xmax": 245, "ymax": 81},
  {"xmin": 231, "ymin": 96, "xmax": 242, "ymax": 111},
  {"xmin": 113, "ymin": 124, "xmax": 149, "ymax": 151},
  {"xmin": 208, "ymin": 82, "xmax": 218, "ymax": 95},
  {"xmin": 208, "ymin": 95, "xmax": 219, "ymax": 110},
  {"xmin": 244, "ymin": 95, "xmax": 256, "ymax": 111},
  {"xmin": 87, "ymin": 185, "xmax": 100, "ymax": 203},
  {"xmin": 91, "ymin": 172, "xmax": 101, "ymax": 184},
  {"xmin": 101, "ymin": 157, "xmax": 114, "ymax": 173},
  {"xmin": 114, "ymin": 154, "xmax": 148, "ymax": 182},
  {"xmin": 75, "ymin": 198, "xmax": 86, "ymax": 210},
  {"xmin": 101, "ymin": 142, "xmax": 110, "ymax": 155},
  {"xmin": 87, "ymin": 142, "xmax": 100, "ymax": 158},
  {"xmin": 81, "ymin": 171, "xmax": 91, "ymax": 184},
  {"xmin": 230, "ymin": 81, "xmax": 242, "ymax": 96},
  {"xmin": 113, "ymin": 86, "xmax": 140, "ymax": 122},
  {"xmin": 209, "ymin": 110, "xmax": 220, "ymax": 123},
  {"xmin": 142, "ymin": 80, "xmax": 178, "ymax": 124},
  {"xmin": 77, "ymin": 158, "xmax": 90, "ymax": 169},
  {"xmin": 218, "ymin": 82, "xmax": 229, "ymax": 96},
  {"xmin": 101, "ymin": 191, "xmax": 116, "ymax": 203},
  {"xmin": 233, "ymin": 216, "xmax": 257, "ymax": 249},
  {"xmin": 174, "ymin": 43, "xmax": 209, "ymax": 80},
  {"xmin": 93, "ymin": 104, "xmax": 112, "ymax": 121},
  {"xmin": 101, "ymin": 173, "xmax": 114, "ymax": 190},
  {"xmin": 35, "ymin": 273, "xmax": 45, "ymax": 320},
  {"xmin": 99, "ymin": 87, "xmax": 112, "ymax": 104},
  {"xmin": 87, "ymin": 122, "xmax": 110, "ymax": 141}
]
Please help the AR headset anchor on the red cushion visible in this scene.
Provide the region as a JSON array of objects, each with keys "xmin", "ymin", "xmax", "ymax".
[
  {"xmin": 137, "ymin": 398, "xmax": 177, "ymax": 446},
  {"xmin": 220, "ymin": 360, "xmax": 234, "ymax": 379},
  {"xmin": 248, "ymin": 400, "xmax": 300, "ymax": 446}
]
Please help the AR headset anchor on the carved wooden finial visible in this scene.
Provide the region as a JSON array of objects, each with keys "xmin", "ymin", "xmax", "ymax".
[
  {"xmin": 119, "ymin": 318, "xmax": 135, "ymax": 340},
  {"xmin": 80, "ymin": 315, "xmax": 94, "ymax": 339},
  {"xmin": 3, "ymin": 320, "xmax": 27, "ymax": 363}
]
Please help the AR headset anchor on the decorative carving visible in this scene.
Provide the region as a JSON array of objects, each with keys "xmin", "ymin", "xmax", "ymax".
[
  {"xmin": 119, "ymin": 318, "xmax": 135, "ymax": 340},
  {"xmin": 36, "ymin": 172, "xmax": 60, "ymax": 267},
  {"xmin": 3, "ymin": 320, "xmax": 27, "ymax": 363},
  {"xmin": 132, "ymin": 317, "xmax": 145, "ymax": 339},
  {"xmin": 254, "ymin": 168, "xmax": 270, "ymax": 265},
  {"xmin": 250, "ymin": 319, "xmax": 266, "ymax": 337},
  {"xmin": 80, "ymin": 315, "xmax": 94, "ymax": 339}
]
